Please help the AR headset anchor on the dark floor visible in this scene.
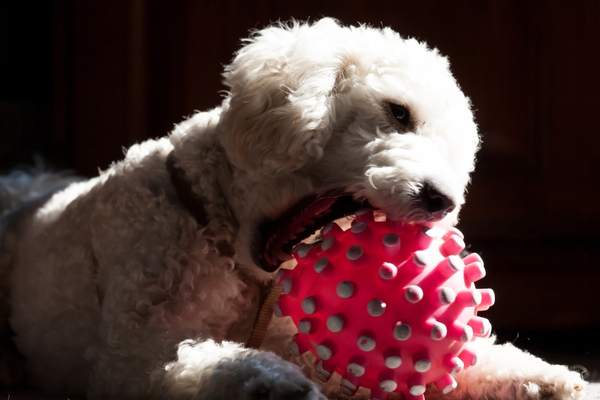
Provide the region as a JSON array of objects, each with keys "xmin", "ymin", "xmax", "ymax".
[
  {"xmin": 2, "ymin": 329, "xmax": 598, "ymax": 399},
  {"xmin": 2, "ymin": 385, "xmax": 599, "ymax": 400}
]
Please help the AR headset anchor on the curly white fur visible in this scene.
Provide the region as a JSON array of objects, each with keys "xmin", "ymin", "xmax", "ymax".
[{"xmin": 0, "ymin": 18, "xmax": 585, "ymax": 400}]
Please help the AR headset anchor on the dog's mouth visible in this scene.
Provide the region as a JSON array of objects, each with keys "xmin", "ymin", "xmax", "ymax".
[{"xmin": 254, "ymin": 191, "xmax": 371, "ymax": 272}]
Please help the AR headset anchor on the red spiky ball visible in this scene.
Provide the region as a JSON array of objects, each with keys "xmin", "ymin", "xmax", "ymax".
[{"xmin": 276, "ymin": 211, "xmax": 494, "ymax": 400}]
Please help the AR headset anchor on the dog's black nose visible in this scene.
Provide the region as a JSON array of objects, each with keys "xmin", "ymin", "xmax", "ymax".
[{"xmin": 421, "ymin": 182, "xmax": 455, "ymax": 215}]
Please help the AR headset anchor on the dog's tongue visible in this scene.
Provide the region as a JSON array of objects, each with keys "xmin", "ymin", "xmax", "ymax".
[{"xmin": 263, "ymin": 194, "xmax": 340, "ymax": 269}]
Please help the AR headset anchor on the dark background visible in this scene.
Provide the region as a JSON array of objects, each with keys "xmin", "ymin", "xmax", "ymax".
[{"xmin": 1, "ymin": 0, "xmax": 598, "ymax": 378}]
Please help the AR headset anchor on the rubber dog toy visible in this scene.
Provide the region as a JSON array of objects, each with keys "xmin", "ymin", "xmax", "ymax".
[{"xmin": 276, "ymin": 210, "xmax": 494, "ymax": 399}]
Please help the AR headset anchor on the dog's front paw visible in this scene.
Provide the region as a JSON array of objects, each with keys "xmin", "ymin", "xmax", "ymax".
[
  {"xmin": 517, "ymin": 364, "xmax": 586, "ymax": 400},
  {"xmin": 197, "ymin": 350, "xmax": 323, "ymax": 400},
  {"xmin": 239, "ymin": 352, "xmax": 324, "ymax": 400},
  {"xmin": 448, "ymin": 341, "xmax": 587, "ymax": 400}
]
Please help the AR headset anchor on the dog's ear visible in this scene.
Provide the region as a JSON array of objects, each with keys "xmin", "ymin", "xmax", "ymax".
[{"xmin": 219, "ymin": 19, "xmax": 353, "ymax": 175}]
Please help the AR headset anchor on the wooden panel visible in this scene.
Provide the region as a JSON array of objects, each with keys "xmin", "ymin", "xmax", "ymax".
[
  {"xmin": 0, "ymin": 3, "xmax": 54, "ymax": 170},
  {"xmin": 5, "ymin": 0, "xmax": 599, "ymax": 330},
  {"xmin": 63, "ymin": 1, "xmax": 147, "ymax": 174}
]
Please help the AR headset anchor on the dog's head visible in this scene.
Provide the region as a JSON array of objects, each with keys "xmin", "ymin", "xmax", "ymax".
[{"xmin": 218, "ymin": 18, "xmax": 479, "ymax": 271}]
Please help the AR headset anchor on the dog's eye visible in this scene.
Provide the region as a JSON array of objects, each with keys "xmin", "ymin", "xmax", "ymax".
[{"xmin": 388, "ymin": 103, "xmax": 411, "ymax": 126}]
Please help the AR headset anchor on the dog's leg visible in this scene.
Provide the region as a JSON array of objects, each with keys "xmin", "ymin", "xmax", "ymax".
[
  {"xmin": 87, "ymin": 335, "xmax": 323, "ymax": 400},
  {"xmin": 86, "ymin": 306, "xmax": 323, "ymax": 400},
  {"xmin": 84, "ymin": 272, "xmax": 324, "ymax": 400},
  {"xmin": 435, "ymin": 337, "xmax": 586, "ymax": 400}
]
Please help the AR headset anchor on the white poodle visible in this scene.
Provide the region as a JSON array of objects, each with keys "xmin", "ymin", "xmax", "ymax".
[{"xmin": 0, "ymin": 18, "xmax": 586, "ymax": 400}]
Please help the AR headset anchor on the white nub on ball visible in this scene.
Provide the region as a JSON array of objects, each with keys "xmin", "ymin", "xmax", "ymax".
[
  {"xmin": 383, "ymin": 233, "xmax": 400, "ymax": 247},
  {"xmin": 431, "ymin": 321, "xmax": 448, "ymax": 340},
  {"xmin": 314, "ymin": 257, "xmax": 329, "ymax": 273},
  {"xmin": 327, "ymin": 315, "xmax": 344, "ymax": 333},
  {"xmin": 414, "ymin": 250, "xmax": 430, "ymax": 267},
  {"xmin": 346, "ymin": 245, "xmax": 363, "ymax": 260},
  {"xmin": 380, "ymin": 380, "xmax": 398, "ymax": 392},
  {"xmin": 357, "ymin": 335, "xmax": 376, "ymax": 352},
  {"xmin": 410, "ymin": 385, "xmax": 426, "ymax": 396},
  {"xmin": 461, "ymin": 325, "xmax": 474, "ymax": 342},
  {"xmin": 301, "ymin": 297, "xmax": 316, "ymax": 314},
  {"xmin": 404, "ymin": 285, "xmax": 424, "ymax": 303},
  {"xmin": 448, "ymin": 255, "xmax": 464, "ymax": 271},
  {"xmin": 393, "ymin": 322, "xmax": 411, "ymax": 341},
  {"xmin": 439, "ymin": 287, "xmax": 456, "ymax": 304},
  {"xmin": 367, "ymin": 299, "xmax": 386, "ymax": 317},
  {"xmin": 379, "ymin": 262, "xmax": 398, "ymax": 280},
  {"xmin": 347, "ymin": 362, "xmax": 365, "ymax": 377},
  {"xmin": 351, "ymin": 220, "xmax": 368, "ymax": 234},
  {"xmin": 316, "ymin": 344, "xmax": 332, "ymax": 360},
  {"xmin": 451, "ymin": 357, "xmax": 465, "ymax": 374},
  {"xmin": 336, "ymin": 281, "xmax": 355, "ymax": 298},
  {"xmin": 321, "ymin": 237, "xmax": 335, "ymax": 251},
  {"xmin": 298, "ymin": 319, "xmax": 312, "ymax": 333},
  {"xmin": 442, "ymin": 377, "xmax": 458, "ymax": 394},
  {"xmin": 414, "ymin": 358, "xmax": 432, "ymax": 373},
  {"xmin": 385, "ymin": 355, "xmax": 402, "ymax": 369}
]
